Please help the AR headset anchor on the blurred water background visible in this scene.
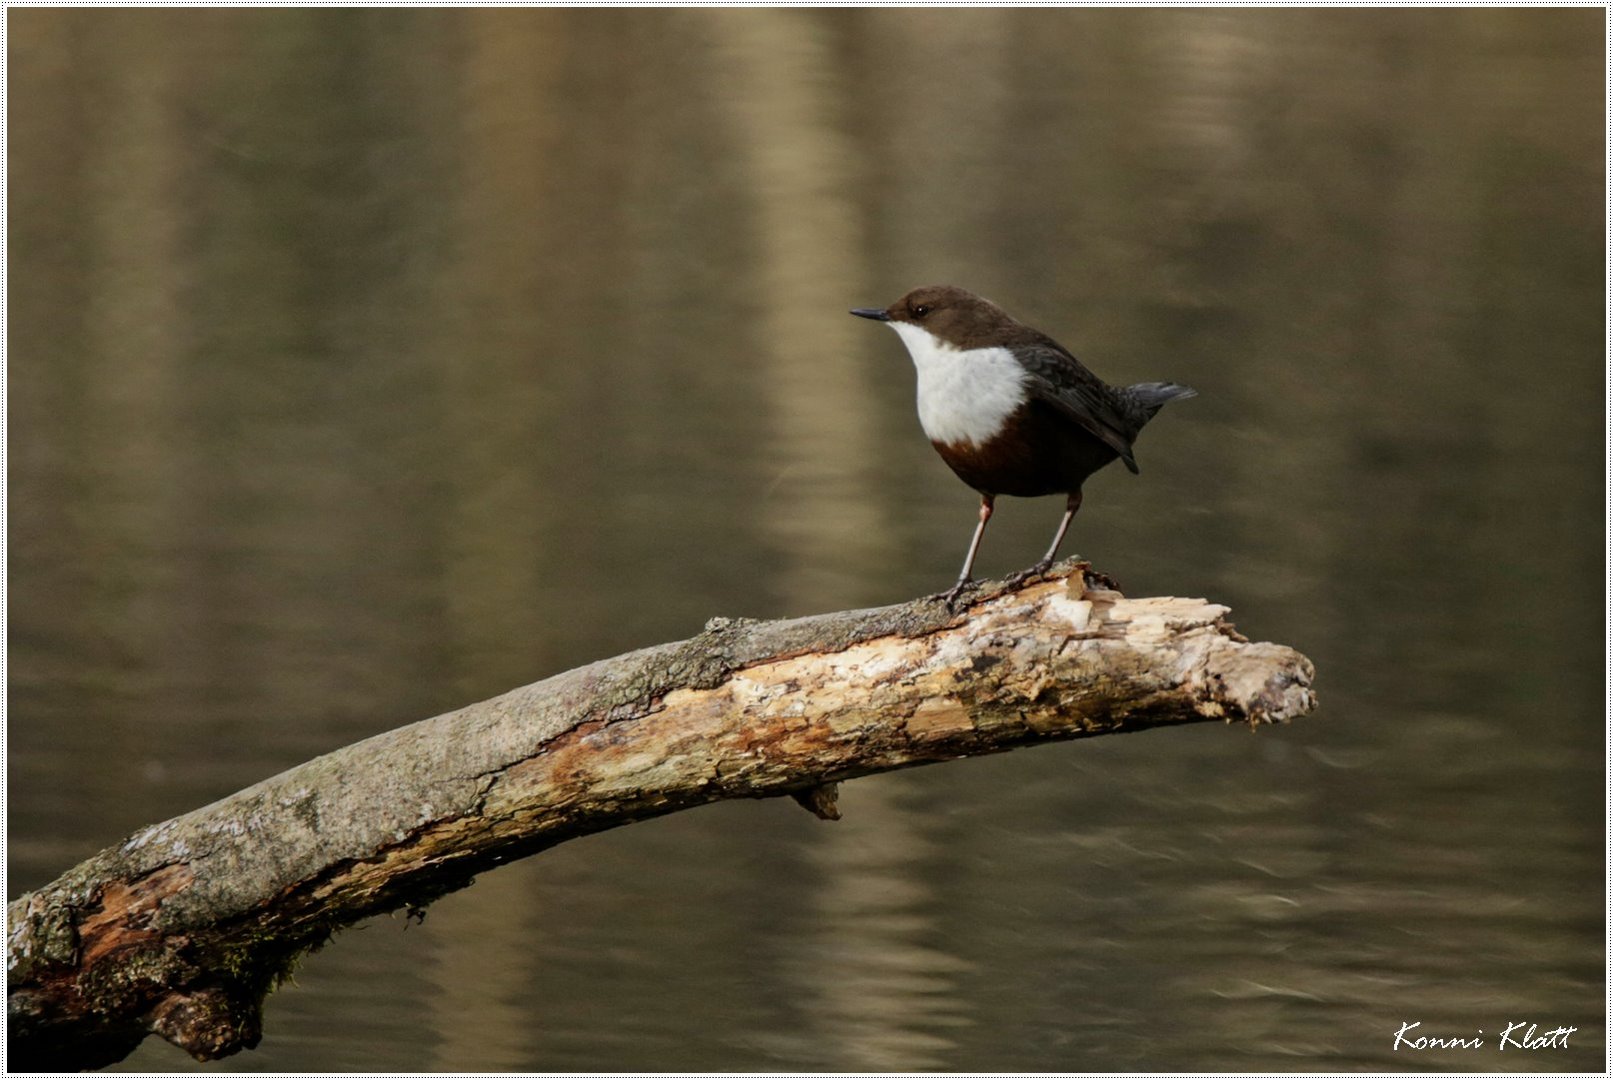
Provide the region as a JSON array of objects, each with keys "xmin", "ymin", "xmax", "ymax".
[{"xmin": 7, "ymin": 8, "xmax": 1604, "ymax": 1072}]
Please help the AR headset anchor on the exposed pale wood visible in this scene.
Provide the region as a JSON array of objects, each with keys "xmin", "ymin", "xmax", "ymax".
[{"xmin": 6, "ymin": 562, "xmax": 1316, "ymax": 1070}]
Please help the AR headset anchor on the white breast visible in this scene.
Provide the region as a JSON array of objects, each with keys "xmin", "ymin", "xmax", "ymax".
[{"xmin": 890, "ymin": 322, "xmax": 1028, "ymax": 447}]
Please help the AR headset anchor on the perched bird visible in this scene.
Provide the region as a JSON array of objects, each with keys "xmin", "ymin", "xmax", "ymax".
[{"xmin": 852, "ymin": 285, "xmax": 1195, "ymax": 606}]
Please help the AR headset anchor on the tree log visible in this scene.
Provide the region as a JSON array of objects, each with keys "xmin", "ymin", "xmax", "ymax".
[{"xmin": 6, "ymin": 562, "xmax": 1316, "ymax": 1070}]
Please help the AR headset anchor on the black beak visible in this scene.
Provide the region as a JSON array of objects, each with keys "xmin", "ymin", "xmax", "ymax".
[{"xmin": 850, "ymin": 307, "xmax": 890, "ymax": 322}]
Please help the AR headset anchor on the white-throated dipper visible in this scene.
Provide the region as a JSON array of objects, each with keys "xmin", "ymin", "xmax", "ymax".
[{"xmin": 852, "ymin": 285, "xmax": 1195, "ymax": 606}]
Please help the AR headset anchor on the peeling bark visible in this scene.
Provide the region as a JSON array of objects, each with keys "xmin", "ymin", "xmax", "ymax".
[{"xmin": 6, "ymin": 563, "xmax": 1316, "ymax": 1070}]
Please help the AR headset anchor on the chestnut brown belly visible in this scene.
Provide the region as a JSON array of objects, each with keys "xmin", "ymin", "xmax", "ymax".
[{"xmin": 931, "ymin": 400, "xmax": 1119, "ymax": 497}]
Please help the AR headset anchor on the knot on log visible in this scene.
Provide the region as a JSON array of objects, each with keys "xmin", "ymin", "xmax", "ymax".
[
  {"xmin": 148, "ymin": 985, "xmax": 264, "ymax": 1061},
  {"xmin": 789, "ymin": 782, "xmax": 842, "ymax": 820}
]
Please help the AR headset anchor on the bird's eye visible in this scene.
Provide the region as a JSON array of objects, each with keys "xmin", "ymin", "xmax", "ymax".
[{"xmin": 913, "ymin": 305, "xmax": 930, "ymax": 318}]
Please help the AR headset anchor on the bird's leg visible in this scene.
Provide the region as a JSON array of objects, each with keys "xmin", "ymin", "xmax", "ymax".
[
  {"xmin": 1034, "ymin": 490, "xmax": 1081, "ymax": 572},
  {"xmin": 934, "ymin": 494, "xmax": 994, "ymax": 609},
  {"xmin": 1009, "ymin": 491, "xmax": 1082, "ymax": 586}
]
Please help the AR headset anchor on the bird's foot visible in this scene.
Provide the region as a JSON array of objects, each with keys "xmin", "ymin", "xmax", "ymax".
[
  {"xmin": 1005, "ymin": 558, "xmax": 1057, "ymax": 590},
  {"xmin": 928, "ymin": 578, "xmax": 976, "ymax": 612}
]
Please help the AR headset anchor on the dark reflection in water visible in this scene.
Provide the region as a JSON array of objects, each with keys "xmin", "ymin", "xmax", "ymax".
[
  {"xmin": 779, "ymin": 779, "xmax": 969, "ymax": 1069},
  {"xmin": 8, "ymin": 7, "xmax": 1602, "ymax": 1072}
]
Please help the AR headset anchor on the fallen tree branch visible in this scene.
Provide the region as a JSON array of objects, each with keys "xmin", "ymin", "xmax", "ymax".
[{"xmin": 6, "ymin": 562, "xmax": 1316, "ymax": 1070}]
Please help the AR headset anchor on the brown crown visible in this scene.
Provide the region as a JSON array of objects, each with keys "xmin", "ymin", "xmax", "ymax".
[{"xmin": 879, "ymin": 285, "xmax": 1050, "ymax": 350}]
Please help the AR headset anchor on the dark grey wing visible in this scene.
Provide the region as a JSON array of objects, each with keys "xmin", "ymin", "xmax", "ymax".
[{"xmin": 1014, "ymin": 344, "xmax": 1141, "ymax": 474}]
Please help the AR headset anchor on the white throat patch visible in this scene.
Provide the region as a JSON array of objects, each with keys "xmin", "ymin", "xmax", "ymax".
[{"xmin": 889, "ymin": 322, "xmax": 1029, "ymax": 447}]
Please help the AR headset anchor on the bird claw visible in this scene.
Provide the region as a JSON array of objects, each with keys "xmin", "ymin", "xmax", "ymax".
[
  {"xmin": 1005, "ymin": 558, "xmax": 1055, "ymax": 590},
  {"xmin": 929, "ymin": 579, "xmax": 976, "ymax": 612}
]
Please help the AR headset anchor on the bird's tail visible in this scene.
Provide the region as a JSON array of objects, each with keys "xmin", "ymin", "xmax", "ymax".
[{"xmin": 1124, "ymin": 381, "xmax": 1198, "ymax": 421}]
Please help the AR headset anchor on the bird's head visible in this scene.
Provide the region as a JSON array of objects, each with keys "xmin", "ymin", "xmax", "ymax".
[{"xmin": 851, "ymin": 285, "xmax": 1020, "ymax": 350}]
